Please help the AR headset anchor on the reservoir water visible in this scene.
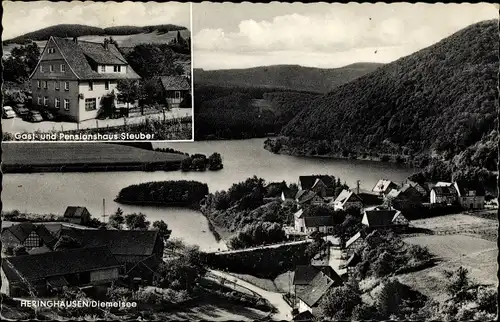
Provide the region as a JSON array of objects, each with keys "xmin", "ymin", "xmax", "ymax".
[{"xmin": 2, "ymin": 138, "xmax": 417, "ymax": 251}]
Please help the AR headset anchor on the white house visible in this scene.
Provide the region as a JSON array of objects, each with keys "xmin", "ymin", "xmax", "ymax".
[
  {"xmin": 453, "ymin": 181, "xmax": 485, "ymax": 210},
  {"xmin": 332, "ymin": 189, "xmax": 363, "ymax": 211}
]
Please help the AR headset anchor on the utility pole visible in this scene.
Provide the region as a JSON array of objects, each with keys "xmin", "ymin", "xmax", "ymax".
[{"xmin": 102, "ymin": 198, "xmax": 107, "ymax": 223}]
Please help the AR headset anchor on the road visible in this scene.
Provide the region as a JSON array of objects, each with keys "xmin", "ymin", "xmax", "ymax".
[
  {"xmin": 209, "ymin": 270, "xmax": 292, "ymax": 321},
  {"xmin": 211, "ymin": 239, "xmax": 312, "ymax": 255},
  {"xmin": 2, "ymin": 107, "xmax": 191, "ymax": 134}
]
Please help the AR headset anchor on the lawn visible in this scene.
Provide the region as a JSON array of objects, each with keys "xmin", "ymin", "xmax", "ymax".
[
  {"xmin": 2, "ymin": 142, "xmax": 186, "ymax": 165},
  {"xmin": 399, "ymin": 234, "xmax": 498, "ymax": 302}
]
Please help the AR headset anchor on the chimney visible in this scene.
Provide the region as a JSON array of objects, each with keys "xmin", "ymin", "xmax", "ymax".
[{"xmin": 103, "ymin": 38, "xmax": 109, "ymax": 50}]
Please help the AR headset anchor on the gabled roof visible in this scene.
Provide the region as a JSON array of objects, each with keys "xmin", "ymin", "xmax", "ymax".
[
  {"xmin": 453, "ymin": 181, "xmax": 486, "ymax": 197},
  {"xmin": 2, "ymin": 223, "xmax": 58, "ymax": 249},
  {"xmin": 362, "ymin": 209, "xmax": 405, "ymax": 227},
  {"xmin": 293, "ymin": 310, "xmax": 315, "ymax": 321},
  {"xmin": 386, "ymin": 189, "xmax": 400, "ymax": 199},
  {"xmin": 345, "ymin": 231, "xmax": 363, "ymax": 248},
  {"xmin": 60, "ymin": 229, "xmax": 160, "ymax": 256},
  {"xmin": 295, "ymin": 190, "xmax": 320, "ymax": 204},
  {"xmin": 372, "ymin": 179, "xmax": 398, "ymax": 193},
  {"xmin": 63, "ymin": 206, "xmax": 90, "ymax": 218},
  {"xmin": 334, "ymin": 189, "xmax": 363, "ymax": 206},
  {"xmin": 304, "ymin": 216, "xmax": 336, "ymax": 228},
  {"xmin": 2, "ymin": 246, "xmax": 121, "ymax": 283},
  {"xmin": 33, "ymin": 37, "xmax": 141, "ymax": 81},
  {"xmin": 431, "ymin": 186, "xmax": 456, "ymax": 196},
  {"xmin": 158, "ymin": 76, "xmax": 191, "ymax": 91},
  {"xmin": 299, "ymin": 176, "xmax": 335, "ymax": 190},
  {"xmin": 281, "ymin": 188, "xmax": 296, "ymax": 199},
  {"xmin": 346, "ymin": 253, "xmax": 361, "ymax": 267},
  {"xmin": 293, "ymin": 265, "xmax": 343, "ymax": 286},
  {"xmin": 294, "ymin": 209, "xmax": 305, "ymax": 219},
  {"xmin": 295, "ymin": 266, "xmax": 342, "ymax": 308}
]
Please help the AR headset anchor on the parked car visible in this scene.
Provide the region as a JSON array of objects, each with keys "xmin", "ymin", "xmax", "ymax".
[
  {"xmin": 24, "ymin": 110, "xmax": 44, "ymax": 123},
  {"xmin": 40, "ymin": 109, "xmax": 56, "ymax": 121},
  {"xmin": 12, "ymin": 104, "xmax": 29, "ymax": 117},
  {"xmin": 2, "ymin": 105, "xmax": 16, "ymax": 119}
]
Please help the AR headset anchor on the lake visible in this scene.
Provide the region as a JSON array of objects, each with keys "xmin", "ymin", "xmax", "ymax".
[{"xmin": 2, "ymin": 138, "xmax": 417, "ymax": 251}]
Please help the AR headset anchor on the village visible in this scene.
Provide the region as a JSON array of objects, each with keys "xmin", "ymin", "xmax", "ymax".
[{"xmin": 1, "ymin": 173, "xmax": 496, "ymax": 320}]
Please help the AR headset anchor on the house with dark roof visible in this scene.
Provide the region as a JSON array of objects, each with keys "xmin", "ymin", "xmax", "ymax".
[
  {"xmin": 30, "ymin": 36, "xmax": 141, "ymax": 122},
  {"xmin": 63, "ymin": 206, "xmax": 91, "ymax": 225},
  {"xmin": 156, "ymin": 75, "xmax": 191, "ymax": 108},
  {"xmin": 293, "ymin": 208, "xmax": 336, "ymax": 235},
  {"xmin": 344, "ymin": 231, "xmax": 365, "ymax": 257},
  {"xmin": 453, "ymin": 181, "xmax": 486, "ymax": 210},
  {"xmin": 372, "ymin": 179, "xmax": 399, "ymax": 196},
  {"xmin": 1, "ymin": 223, "xmax": 58, "ymax": 251},
  {"xmin": 405, "ymin": 179, "xmax": 429, "ymax": 199},
  {"xmin": 293, "ymin": 265, "xmax": 343, "ymax": 315},
  {"xmin": 298, "ymin": 175, "xmax": 336, "ymax": 199},
  {"xmin": 59, "ymin": 229, "xmax": 164, "ymax": 281},
  {"xmin": 295, "ymin": 190, "xmax": 325, "ymax": 207},
  {"xmin": 430, "ymin": 185, "xmax": 458, "ymax": 205},
  {"xmin": 332, "ymin": 189, "xmax": 363, "ymax": 211},
  {"xmin": 1, "ymin": 246, "xmax": 122, "ymax": 297},
  {"xmin": 281, "ymin": 187, "xmax": 296, "ymax": 201},
  {"xmin": 361, "ymin": 208, "xmax": 409, "ymax": 230},
  {"xmin": 385, "ymin": 184, "xmax": 424, "ymax": 210}
]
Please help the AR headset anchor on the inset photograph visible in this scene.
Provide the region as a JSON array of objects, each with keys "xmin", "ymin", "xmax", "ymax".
[{"xmin": 2, "ymin": 1, "xmax": 192, "ymax": 142}]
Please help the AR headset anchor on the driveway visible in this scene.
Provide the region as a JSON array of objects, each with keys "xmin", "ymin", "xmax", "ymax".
[
  {"xmin": 209, "ymin": 269, "xmax": 292, "ymax": 321},
  {"xmin": 2, "ymin": 108, "xmax": 192, "ymax": 134}
]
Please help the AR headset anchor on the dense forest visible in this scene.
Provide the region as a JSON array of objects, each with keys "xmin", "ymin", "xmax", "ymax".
[
  {"xmin": 3, "ymin": 24, "xmax": 188, "ymax": 44},
  {"xmin": 194, "ymin": 63, "xmax": 383, "ymax": 93},
  {"xmin": 115, "ymin": 180, "xmax": 209, "ymax": 208},
  {"xmin": 268, "ymin": 20, "xmax": 498, "ymax": 189},
  {"xmin": 194, "ymin": 85, "xmax": 321, "ymax": 140}
]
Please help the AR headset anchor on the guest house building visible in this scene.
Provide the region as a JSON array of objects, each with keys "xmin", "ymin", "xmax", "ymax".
[{"xmin": 30, "ymin": 36, "xmax": 140, "ymax": 122}]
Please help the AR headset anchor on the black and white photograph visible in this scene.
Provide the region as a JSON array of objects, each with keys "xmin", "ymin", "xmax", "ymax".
[
  {"xmin": 0, "ymin": 2, "xmax": 499, "ymax": 321},
  {"xmin": 2, "ymin": 1, "xmax": 193, "ymax": 142}
]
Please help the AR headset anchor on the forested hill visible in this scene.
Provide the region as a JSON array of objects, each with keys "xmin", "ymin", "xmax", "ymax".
[
  {"xmin": 194, "ymin": 63, "xmax": 383, "ymax": 93},
  {"xmin": 3, "ymin": 24, "xmax": 187, "ymax": 44},
  {"xmin": 269, "ymin": 20, "xmax": 498, "ymax": 188}
]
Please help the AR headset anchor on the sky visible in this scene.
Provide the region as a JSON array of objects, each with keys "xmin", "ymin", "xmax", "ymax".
[
  {"xmin": 192, "ymin": 2, "xmax": 498, "ymax": 70},
  {"xmin": 2, "ymin": 1, "xmax": 191, "ymax": 40}
]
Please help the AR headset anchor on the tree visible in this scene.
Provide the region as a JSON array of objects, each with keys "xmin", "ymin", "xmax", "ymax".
[
  {"xmin": 124, "ymin": 44, "xmax": 176, "ymax": 78},
  {"xmin": 445, "ymin": 266, "xmax": 471, "ymax": 303},
  {"xmin": 319, "ymin": 285, "xmax": 362, "ymax": 320},
  {"xmin": 153, "ymin": 220, "xmax": 172, "ymax": 241},
  {"xmin": 117, "ymin": 79, "xmax": 140, "ymax": 110},
  {"xmin": 208, "ymin": 152, "xmax": 223, "ymax": 170},
  {"xmin": 125, "ymin": 213, "xmax": 151, "ymax": 230},
  {"xmin": 108, "ymin": 208, "xmax": 125, "ymax": 229},
  {"xmin": 140, "ymin": 78, "xmax": 164, "ymax": 107},
  {"xmin": 181, "ymin": 157, "xmax": 193, "ymax": 172},
  {"xmin": 192, "ymin": 157, "xmax": 207, "ymax": 171},
  {"xmin": 3, "ymin": 41, "xmax": 40, "ymax": 83},
  {"xmin": 54, "ymin": 235, "xmax": 82, "ymax": 251}
]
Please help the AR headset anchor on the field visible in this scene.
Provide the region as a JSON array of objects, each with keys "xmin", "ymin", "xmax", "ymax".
[
  {"xmin": 2, "ymin": 30, "xmax": 191, "ymax": 57},
  {"xmin": 399, "ymin": 234, "xmax": 498, "ymax": 302},
  {"xmin": 409, "ymin": 213, "xmax": 498, "ymax": 242},
  {"xmin": 2, "ymin": 143, "xmax": 186, "ymax": 165}
]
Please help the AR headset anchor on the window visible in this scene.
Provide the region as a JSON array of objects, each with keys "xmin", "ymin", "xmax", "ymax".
[
  {"xmin": 55, "ymin": 81, "xmax": 60, "ymax": 90},
  {"xmin": 64, "ymin": 99, "xmax": 70, "ymax": 111},
  {"xmin": 37, "ymin": 96, "xmax": 41, "ymax": 105},
  {"xmin": 43, "ymin": 81, "xmax": 48, "ymax": 89},
  {"xmin": 43, "ymin": 97, "xmax": 48, "ymax": 106},
  {"xmin": 101, "ymin": 66, "xmax": 106, "ymax": 72},
  {"xmin": 40, "ymin": 65, "xmax": 44, "ymax": 73},
  {"xmin": 49, "ymin": 65, "xmax": 54, "ymax": 72},
  {"xmin": 88, "ymin": 81, "xmax": 93, "ymax": 91},
  {"xmin": 113, "ymin": 65, "xmax": 121, "ymax": 72},
  {"xmin": 60, "ymin": 64, "xmax": 66, "ymax": 72},
  {"xmin": 55, "ymin": 97, "xmax": 61, "ymax": 108},
  {"xmin": 47, "ymin": 48, "xmax": 55, "ymax": 54},
  {"xmin": 64, "ymin": 81, "xmax": 69, "ymax": 91},
  {"xmin": 37, "ymin": 80, "xmax": 40, "ymax": 89},
  {"xmin": 85, "ymin": 98, "xmax": 97, "ymax": 111},
  {"xmin": 175, "ymin": 91, "xmax": 181, "ymax": 99},
  {"xmin": 105, "ymin": 81, "xmax": 109, "ymax": 90}
]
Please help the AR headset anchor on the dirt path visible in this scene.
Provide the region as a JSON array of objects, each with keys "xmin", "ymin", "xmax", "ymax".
[{"xmin": 209, "ymin": 270, "xmax": 292, "ymax": 321}]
